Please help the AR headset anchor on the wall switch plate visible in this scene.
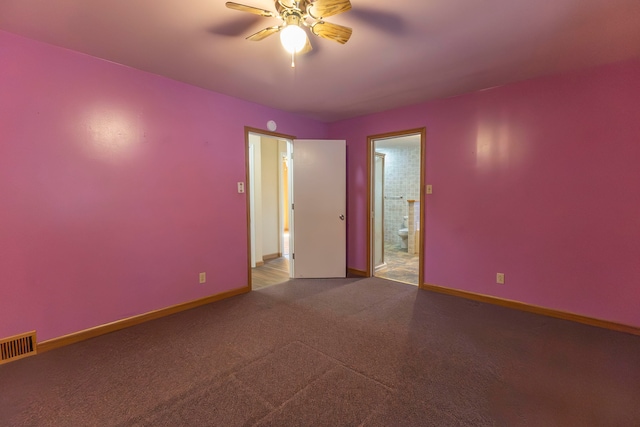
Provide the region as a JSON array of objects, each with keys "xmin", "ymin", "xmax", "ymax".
[
  {"xmin": 199, "ymin": 272, "xmax": 206, "ymax": 284},
  {"xmin": 426, "ymin": 185, "xmax": 433, "ymax": 194},
  {"xmin": 496, "ymin": 273, "xmax": 505, "ymax": 284},
  {"xmin": 237, "ymin": 182, "xmax": 245, "ymax": 193}
]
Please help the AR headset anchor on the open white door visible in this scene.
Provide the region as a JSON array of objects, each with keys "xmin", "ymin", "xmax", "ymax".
[{"xmin": 291, "ymin": 139, "xmax": 346, "ymax": 278}]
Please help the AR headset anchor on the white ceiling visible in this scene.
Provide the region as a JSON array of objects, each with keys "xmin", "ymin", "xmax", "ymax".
[{"xmin": 1, "ymin": 0, "xmax": 639, "ymax": 122}]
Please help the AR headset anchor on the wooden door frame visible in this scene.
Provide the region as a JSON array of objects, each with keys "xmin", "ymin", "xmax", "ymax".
[
  {"xmin": 373, "ymin": 152, "xmax": 386, "ymax": 271},
  {"xmin": 244, "ymin": 126, "xmax": 296, "ymax": 290},
  {"xmin": 367, "ymin": 127, "xmax": 426, "ymax": 287}
]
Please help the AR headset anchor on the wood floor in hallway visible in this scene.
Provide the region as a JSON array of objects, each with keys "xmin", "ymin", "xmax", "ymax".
[
  {"xmin": 252, "ymin": 256, "xmax": 290, "ymax": 289},
  {"xmin": 253, "ymin": 243, "xmax": 419, "ymax": 289}
]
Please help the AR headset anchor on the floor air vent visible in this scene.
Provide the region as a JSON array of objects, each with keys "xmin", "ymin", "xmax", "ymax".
[{"xmin": 0, "ymin": 331, "xmax": 37, "ymax": 365}]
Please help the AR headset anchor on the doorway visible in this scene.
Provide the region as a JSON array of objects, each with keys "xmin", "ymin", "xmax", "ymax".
[
  {"xmin": 368, "ymin": 128, "xmax": 425, "ymax": 286},
  {"xmin": 246, "ymin": 130, "xmax": 348, "ymax": 288},
  {"xmin": 246, "ymin": 128, "xmax": 294, "ymax": 289}
]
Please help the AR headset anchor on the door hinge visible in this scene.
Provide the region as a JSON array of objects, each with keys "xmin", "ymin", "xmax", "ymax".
[
  {"xmin": 292, "ymin": 253, "xmax": 295, "ymax": 260},
  {"xmin": 291, "ymin": 203, "xmax": 294, "ymax": 210}
]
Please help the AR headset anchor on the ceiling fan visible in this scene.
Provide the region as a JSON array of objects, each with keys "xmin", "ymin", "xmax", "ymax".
[{"xmin": 225, "ymin": 0, "xmax": 353, "ymax": 67}]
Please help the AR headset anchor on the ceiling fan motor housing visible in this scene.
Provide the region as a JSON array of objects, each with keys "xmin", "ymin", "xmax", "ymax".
[{"xmin": 283, "ymin": 13, "xmax": 303, "ymax": 27}]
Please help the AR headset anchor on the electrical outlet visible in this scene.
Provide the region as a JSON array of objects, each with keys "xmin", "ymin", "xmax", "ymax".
[
  {"xmin": 426, "ymin": 184, "xmax": 433, "ymax": 194},
  {"xmin": 199, "ymin": 272, "xmax": 206, "ymax": 284},
  {"xmin": 496, "ymin": 273, "xmax": 505, "ymax": 284}
]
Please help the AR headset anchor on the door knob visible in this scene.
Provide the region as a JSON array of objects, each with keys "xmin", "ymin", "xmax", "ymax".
[{"xmin": 339, "ymin": 214, "xmax": 345, "ymax": 220}]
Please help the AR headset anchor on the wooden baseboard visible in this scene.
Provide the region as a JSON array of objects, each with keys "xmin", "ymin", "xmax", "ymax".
[
  {"xmin": 347, "ymin": 268, "xmax": 368, "ymax": 278},
  {"xmin": 255, "ymin": 261, "xmax": 265, "ymax": 267},
  {"xmin": 38, "ymin": 286, "xmax": 250, "ymax": 353},
  {"xmin": 263, "ymin": 253, "xmax": 280, "ymax": 261},
  {"xmin": 421, "ymin": 283, "xmax": 640, "ymax": 336}
]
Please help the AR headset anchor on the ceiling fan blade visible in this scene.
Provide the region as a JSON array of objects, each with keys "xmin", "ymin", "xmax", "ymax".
[
  {"xmin": 348, "ymin": 7, "xmax": 406, "ymax": 36},
  {"xmin": 247, "ymin": 25, "xmax": 282, "ymax": 41},
  {"xmin": 275, "ymin": 0, "xmax": 293, "ymax": 15},
  {"xmin": 311, "ymin": 21, "xmax": 352, "ymax": 44},
  {"xmin": 226, "ymin": 2, "xmax": 276, "ymax": 18},
  {"xmin": 277, "ymin": 0, "xmax": 295, "ymax": 7},
  {"xmin": 308, "ymin": 0, "xmax": 352, "ymax": 19},
  {"xmin": 208, "ymin": 15, "xmax": 262, "ymax": 37}
]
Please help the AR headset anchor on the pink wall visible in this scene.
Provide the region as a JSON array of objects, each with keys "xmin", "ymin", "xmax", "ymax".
[
  {"xmin": 2, "ymin": 28, "xmax": 638, "ymax": 342},
  {"xmin": 0, "ymin": 30, "xmax": 327, "ymax": 341},
  {"xmin": 329, "ymin": 58, "xmax": 640, "ymax": 328}
]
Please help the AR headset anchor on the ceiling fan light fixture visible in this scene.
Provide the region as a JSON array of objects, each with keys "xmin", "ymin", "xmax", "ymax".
[
  {"xmin": 226, "ymin": 0, "xmax": 353, "ymax": 63},
  {"xmin": 280, "ymin": 24, "xmax": 307, "ymax": 54}
]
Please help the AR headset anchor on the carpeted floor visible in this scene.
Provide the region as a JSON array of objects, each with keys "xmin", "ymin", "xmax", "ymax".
[{"xmin": 1, "ymin": 277, "xmax": 639, "ymax": 426}]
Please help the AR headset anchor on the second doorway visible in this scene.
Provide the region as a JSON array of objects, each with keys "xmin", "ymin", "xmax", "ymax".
[{"xmin": 369, "ymin": 129, "xmax": 425, "ymax": 286}]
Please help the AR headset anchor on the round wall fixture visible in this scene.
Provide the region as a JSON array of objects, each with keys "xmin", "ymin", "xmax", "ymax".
[{"xmin": 267, "ymin": 120, "xmax": 277, "ymax": 131}]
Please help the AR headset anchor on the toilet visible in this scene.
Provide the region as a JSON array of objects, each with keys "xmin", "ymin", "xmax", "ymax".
[{"xmin": 398, "ymin": 216, "xmax": 409, "ymax": 249}]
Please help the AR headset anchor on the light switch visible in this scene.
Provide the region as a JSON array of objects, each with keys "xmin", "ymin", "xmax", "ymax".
[
  {"xmin": 426, "ymin": 185, "xmax": 433, "ymax": 194},
  {"xmin": 237, "ymin": 182, "xmax": 245, "ymax": 193}
]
